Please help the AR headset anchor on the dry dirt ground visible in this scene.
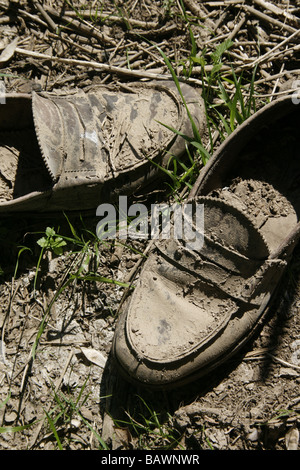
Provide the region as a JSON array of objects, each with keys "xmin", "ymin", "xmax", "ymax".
[{"xmin": 0, "ymin": 0, "xmax": 299, "ymax": 451}]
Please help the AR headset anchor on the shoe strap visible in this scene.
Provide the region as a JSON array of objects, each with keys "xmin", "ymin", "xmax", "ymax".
[
  {"xmin": 155, "ymin": 195, "xmax": 288, "ymax": 305},
  {"xmin": 177, "ymin": 195, "xmax": 270, "ymax": 259}
]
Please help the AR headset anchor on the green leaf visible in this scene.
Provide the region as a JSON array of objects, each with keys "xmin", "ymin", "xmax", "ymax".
[
  {"xmin": 37, "ymin": 236, "xmax": 48, "ymax": 248},
  {"xmin": 45, "ymin": 227, "xmax": 56, "ymax": 238},
  {"xmin": 211, "ymin": 39, "xmax": 233, "ymax": 64},
  {"xmin": 211, "ymin": 63, "xmax": 223, "ymax": 77},
  {"xmin": 52, "ymin": 238, "xmax": 67, "ymax": 256},
  {"xmin": 190, "ymin": 55, "xmax": 203, "ymax": 65}
]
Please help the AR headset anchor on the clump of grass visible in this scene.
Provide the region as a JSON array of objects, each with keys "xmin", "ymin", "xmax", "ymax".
[
  {"xmin": 150, "ymin": 14, "xmax": 259, "ymax": 198},
  {"xmin": 115, "ymin": 395, "xmax": 184, "ymax": 450},
  {"xmin": 155, "ymin": 43, "xmax": 211, "ymax": 166},
  {"xmin": 43, "ymin": 377, "xmax": 108, "ymax": 450}
]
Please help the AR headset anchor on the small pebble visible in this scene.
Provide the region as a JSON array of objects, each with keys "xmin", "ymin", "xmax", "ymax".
[{"xmin": 247, "ymin": 428, "xmax": 259, "ymax": 442}]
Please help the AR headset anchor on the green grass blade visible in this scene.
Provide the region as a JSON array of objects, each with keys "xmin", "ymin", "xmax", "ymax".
[
  {"xmin": 189, "ymin": 141, "xmax": 211, "ymax": 164},
  {"xmin": 154, "ymin": 45, "xmax": 204, "ymax": 146},
  {"xmin": 0, "ymin": 421, "xmax": 36, "ymax": 433},
  {"xmin": 0, "ymin": 394, "xmax": 11, "ymax": 409},
  {"xmin": 44, "ymin": 409, "xmax": 63, "ymax": 450},
  {"xmin": 213, "ymin": 110, "xmax": 232, "ymax": 139},
  {"xmin": 247, "ymin": 64, "xmax": 258, "ymax": 116},
  {"xmin": 63, "ymin": 212, "xmax": 81, "ymax": 242},
  {"xmin": 77, "ymin": 411, "xmax": 109, "ymax": 450},
  {"xmin": 156, "ymin": 120, "xmax": 211, "ymax": 164}
]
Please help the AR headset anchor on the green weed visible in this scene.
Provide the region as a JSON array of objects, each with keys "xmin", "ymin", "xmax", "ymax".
[{"xmin": 37, "ymin": 226, "xmax": 67, "ymax": 256}]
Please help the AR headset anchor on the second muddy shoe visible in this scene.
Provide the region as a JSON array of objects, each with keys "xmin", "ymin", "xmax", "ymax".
[
  {"xmin": 112, "ymin": 95, "xmax": 300, "ymax": 390},
  {"xmin": 0, "ymin": 81, "xmax": 205, "ymax": 212}
]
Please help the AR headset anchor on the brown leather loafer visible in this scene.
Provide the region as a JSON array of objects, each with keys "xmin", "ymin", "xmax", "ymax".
[
  {"xmin": 112, "ymin": 95, "xmax": 300, "ymax": 389},
  {"xmin": 0, "ymin": 81, "xmax": 205, "ymax": 212}
]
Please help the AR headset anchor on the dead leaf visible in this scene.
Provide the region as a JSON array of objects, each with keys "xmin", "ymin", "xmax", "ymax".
[
  {"xmin": 80, "ymin": 347, "xmax": 107, "ymax": 368},
  {"xmin": 285, "ymin": 427, "xmax": 299, "ymax": 450},
  {"xmin": 114, "ymin": 427, "xmax": 132, "ymax": 450},
  {"xmin": 0, "ymin": 37, "xmax": 18, "ymax": 64}
]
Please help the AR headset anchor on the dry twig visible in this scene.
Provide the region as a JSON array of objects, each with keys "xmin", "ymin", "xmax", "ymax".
[{"xmin": 243, "ymin": 5, "xmax": 297, "ymax": 34}]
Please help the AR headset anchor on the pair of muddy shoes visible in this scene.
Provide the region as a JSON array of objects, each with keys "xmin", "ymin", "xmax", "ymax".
[{"xmin": 1, "ymin": 81, "xmax": 299, "ymax": 389}]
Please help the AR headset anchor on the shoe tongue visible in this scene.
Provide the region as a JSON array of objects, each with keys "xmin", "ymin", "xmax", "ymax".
[
  {"xmin": 189, "ymin": 196, "xmax": 270, "ymax": 259},
  {"xmin": 32, "ymin": 91, "xmax": 64, "ymax": 182}
]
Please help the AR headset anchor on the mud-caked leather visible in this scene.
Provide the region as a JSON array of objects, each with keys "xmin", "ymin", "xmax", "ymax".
[
  {"xmin": 112, "ymin": 95, "xmax": 300, "ymax": 389},
  {"xmin": 0, "ymin": 81, "xmax": 205, "ymax": 212}
]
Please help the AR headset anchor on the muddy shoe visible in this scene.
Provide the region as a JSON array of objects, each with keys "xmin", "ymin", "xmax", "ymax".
[
  {"xmin": 0, "ymin": 81, "xmax": 205, "ymax": 212},
  {"xmin": 112, "ymin": 96, "xmax": 300, "ymax": 389}
]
